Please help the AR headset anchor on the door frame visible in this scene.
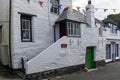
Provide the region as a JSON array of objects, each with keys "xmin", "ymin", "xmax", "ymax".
[{"xmin": 85, "ymin": 47, "xmax": 95, "ymax": 69}]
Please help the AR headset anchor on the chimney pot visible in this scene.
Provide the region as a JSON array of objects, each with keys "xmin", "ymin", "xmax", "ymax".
[{"xmin": 88, "ymin": 0, "xmax": 91, "ymax": 4}]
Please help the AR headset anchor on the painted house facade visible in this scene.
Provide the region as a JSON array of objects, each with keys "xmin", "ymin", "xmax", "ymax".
[
  {"xmin": 102, "ymin": 22, "xmax": 120, "ymax": 62},
  {"xmin": 0, "ymin": 0, "xmax": 119, "ymax": 78},
  {"xmin": 0, "ymin": 0, "xmax": 72, "ymax": 69}
]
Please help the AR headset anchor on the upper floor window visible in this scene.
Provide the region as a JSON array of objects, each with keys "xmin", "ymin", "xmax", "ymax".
[
  {"xmin": 67, "ymin": 22, "xmax": 80, "ymax": 37},
  {"xmin": 50, "ymin": 0, "xmax": 59, "ymax": 14},
  {"xmin": 21, "ymin": 15, "xmax": 32, "ymax": 42},
  {"xmin": 110, "ymin": 23, "xmax": 117, "ymax": 34}
]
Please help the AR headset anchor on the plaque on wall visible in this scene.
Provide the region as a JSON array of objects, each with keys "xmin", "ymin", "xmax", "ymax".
[{"xmin": 61, "ymin": 44, "xmax": 67, "ymax": 48}]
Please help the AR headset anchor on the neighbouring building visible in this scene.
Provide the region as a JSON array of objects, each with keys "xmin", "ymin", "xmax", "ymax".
[
  {"xmin": 102, "ymin": 22, "xmax": 120, "ymax": 62},
  {"xmin": 0, "ymin": 0, "xmax": 119, "ymax": 79}
]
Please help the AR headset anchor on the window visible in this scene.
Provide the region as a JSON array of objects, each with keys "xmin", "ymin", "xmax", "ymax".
[
  {"xmin": 110, "ymin": 23, "xmax": 117, "ymax": 34},
  {"xmin": 67, "ymin": 22, "xmax": 80, "ymax": 37},
  {"xmin": 115, "ymin": 44, "xmax": 119, "ymax": 57},
  {"xmin": 21, "ymin": 15, "xmax": 32, "ymax": 42},
  {"xmin": 50, "ymin": 0, "xmax": 59, "ymax": 14},
  {"xmin": 106, "ymin": 44, "xmax": 111, "ymax": 59}
]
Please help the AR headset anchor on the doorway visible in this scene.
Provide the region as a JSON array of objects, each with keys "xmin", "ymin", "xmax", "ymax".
[
  {"xmin": 59, "ymin": 22, "xmax": 67, "ymax": 38},
  {"xmin": 85, "ymin": 47, "xmax": 94, "ymax": 69}
]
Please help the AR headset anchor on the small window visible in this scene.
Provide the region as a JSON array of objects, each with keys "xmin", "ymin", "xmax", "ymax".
[
  {"xmin": 110, "ymin": 24, "xmax": 117, "ymax": 34},
  {"xmin": 21, "ymin": 15, "xmax": 32, "ymax": 42},
  {"xmin": 67, "ymin": 22, "xmax": 80, "ymax": 37},
  {"xmin": 50, "ymin": 0, "xmax": 59, "ymax": 14}
]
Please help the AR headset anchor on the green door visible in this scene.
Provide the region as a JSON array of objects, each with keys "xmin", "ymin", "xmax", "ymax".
[{"xmin": 85, "ymin": 47, "xmax": 94, "ymax": 69}]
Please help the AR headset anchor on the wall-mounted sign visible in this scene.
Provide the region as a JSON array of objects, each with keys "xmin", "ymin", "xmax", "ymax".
[{"xmin": 61, "ymin": 44, "xmax": 67, "ymax": 48}]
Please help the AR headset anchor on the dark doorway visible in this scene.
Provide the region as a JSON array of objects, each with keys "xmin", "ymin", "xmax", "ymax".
[{"xmin": 59, "ymin": 22, "xmax": 67, "ymax": 38}]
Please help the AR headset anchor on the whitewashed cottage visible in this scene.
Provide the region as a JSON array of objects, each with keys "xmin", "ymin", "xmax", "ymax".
[
  {"xmin": 102, "ymin": 22, "xmax": 120, "ymax": 62},
  {"xmin": 0, "ymin": 0, "xmax": 119, "ymax": 79}
]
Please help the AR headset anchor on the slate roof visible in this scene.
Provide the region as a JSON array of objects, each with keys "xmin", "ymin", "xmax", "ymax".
[{"xmin": 56, "ymin": 9, "xmax": 86, "ymax": 23}]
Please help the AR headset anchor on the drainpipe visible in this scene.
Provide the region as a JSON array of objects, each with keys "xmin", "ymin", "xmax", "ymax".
[
  {"xmin": 54, "ymin": 24, "xmax": 56, "ymax": 42},
  {"xmin": 9, "ymin": 0, "xmax": 13, "ymax": 72}
]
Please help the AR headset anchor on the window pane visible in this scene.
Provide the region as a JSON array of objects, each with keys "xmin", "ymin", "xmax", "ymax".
[
  {"xmin": 50, "ymin": 0, "xmax": 59, "ymax": 14},
  {"xmin": 22, "ymin": 21, "xmax": 26, "ymax": 29},
  {"xmin": 106, "ymin": 44, "xmax": 111, "ymax": 59},
  {"xmin": 67, "ymin": 22, "xmax": 70, "ymax": 35},
  {"xmin": 71, "ymin": 23, "xmax": 73, "ymax": 35},
  {"xmin": 67, "ymin": 22, "xmax": 80, "ymax": 37},
  {"xmin": 76, "ymin": 25, "xmax": 80, "ymax": 36},
  {"xmin": 115, "ymin": 44, "xmax": 119, "ymax": 57},
  {"xmin": 22, "ymin": 30, "xmax": 30, "ymax": 39},
  {"xmin": 21, "ymin": 15, "xmax": 32, "ymax": 41}
]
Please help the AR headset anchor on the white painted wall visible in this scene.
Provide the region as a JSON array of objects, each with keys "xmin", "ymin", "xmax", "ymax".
[
  {"xmin": 26, "ymin": 2, "xmax": 106, "ymax": 74},
  {"xmin": 0, "ymin": 0, "xmax": 10, "ymax": 65},
  {"xmin": 103, "ymin": 27, "xmax": 120, "ymax": 39},
  {"xmin": 11, "ymin": 0, "xmax": 72, "ymax": 69},
  {"xmin": 26, "ymin": 22, "xmax": 106, "ymax": 74}
]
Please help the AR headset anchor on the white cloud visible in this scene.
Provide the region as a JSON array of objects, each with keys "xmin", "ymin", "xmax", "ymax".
[{"xmin": 72, "ymin": 0, "xmax": 120, "ymax": 20}]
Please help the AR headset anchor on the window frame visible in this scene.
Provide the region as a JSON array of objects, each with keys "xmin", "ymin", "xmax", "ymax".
[
  {"xmin": 115, "ymin": 44, "xmax": 119, "ymax": 57},
  {"xmin": 50, "ymin": 0, "xmax": 59, "ymax": 15},
  {"xmin": 67, "ymin": 21, "xmax": 81, "ymax": 37},
  {"xmin": 21, "ymin": 15, "xmax": 32, "ymax": 42}
]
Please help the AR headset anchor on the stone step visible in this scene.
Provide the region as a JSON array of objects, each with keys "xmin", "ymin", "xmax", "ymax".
[{"xmin": 17, "ymin": 72, "xmax": 26, "ymax": 79}]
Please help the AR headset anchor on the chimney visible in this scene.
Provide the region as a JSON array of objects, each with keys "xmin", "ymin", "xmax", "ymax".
[{"xmin": 85, "ymin": 0, "xmax": 95, "ymax": 27}]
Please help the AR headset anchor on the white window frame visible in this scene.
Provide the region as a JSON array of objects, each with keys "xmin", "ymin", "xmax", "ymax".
[{"xmin": 67, "ymin": 22, "xmax": 81, "ymax": 37}]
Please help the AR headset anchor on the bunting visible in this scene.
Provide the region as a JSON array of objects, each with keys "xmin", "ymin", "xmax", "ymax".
[
  {"xmin": 76, "ymin": 7, "xmax": 80, "ymax": 11},
  {"xmin": 27, "ymin": 0, "xmax": 30, "ymax": 4},
  {"xmin": 39, "ymin": 1, "xmax": 43, "ymax": 7},
  {"xmin": 95, "ymin": 8, "xmax": 98, "ymax": 11},
  {"xmin": 113, "ymin": 9, "xmax": 116, "ymax": 13},
  {"xmin": 58, "ymin": 4, "xmax": 62, "ymax": 9},
  {"xmin": 24, "ymin": 0, "xmax": 119, "ymax": 14},
  {"xmin": 86, "ymin": 7, "xmax": 89, "ymax": 11},
  {"xmin": 67, "ymin": 5, "xmax": 72, "ymax": 10},
  {"xmin": 104, "ymin": 9, "xmax": 108, "ymax": 12}
]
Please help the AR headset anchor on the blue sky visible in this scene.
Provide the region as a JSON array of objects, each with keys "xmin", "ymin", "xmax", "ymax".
[{"xmin": 72, "ymin": 0, "xmax": 120, "ymax": 20}]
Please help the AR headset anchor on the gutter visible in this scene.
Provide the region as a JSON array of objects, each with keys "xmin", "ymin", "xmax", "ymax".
[{"xmin": 9, "ymin": 0, "xmax": 13, "ymax": 71}]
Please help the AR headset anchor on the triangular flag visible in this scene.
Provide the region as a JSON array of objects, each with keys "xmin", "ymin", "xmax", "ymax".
[
  {"xmin": 76, "ymin": 7, "xmax": 80, "ymax": 11},
  {"xmin": 27, "ymin": 0, "xmax": 30, "ymax": 4},
  {"xmin": 104, "ymin": 9, "xmax": 108, "ymax": 12},
  {"xmin": 95, "ymin": 8, "xmax": 98, "ymax": 11},
  {"xmin": 39, "ymin": 1, "xmax": 43, "ymax": 7},
  {"xmin": 58, "ymin": 4, "xmax": 62, "ymax": 9},
  {"xmin": 113, "ymin": 9, "xmax": 116, "ymax": 13},
  {"xmin": 86, "ymin": 7, "xmax": 89, "ymax": 11},
  {"xmin": 67, "ymin": 5, "xmax": 72, "ymax": 10}
]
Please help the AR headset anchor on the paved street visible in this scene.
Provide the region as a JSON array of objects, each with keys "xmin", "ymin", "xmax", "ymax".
[
  {"xmin": 49, "ymin": 61, "xmax": 120, "ymax": 80},
  {"xmin": 0, "ymin": 61, "xmax": 120, "ymax": 80},
  {"xmin": 0, "ymin": 65, "xmax": 22, "ymax": 80}
]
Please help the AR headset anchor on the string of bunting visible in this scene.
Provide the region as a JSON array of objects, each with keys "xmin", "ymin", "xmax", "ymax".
[{"xmin": 25, "ymin": 0, "xmax": 119, "ymax": 13}]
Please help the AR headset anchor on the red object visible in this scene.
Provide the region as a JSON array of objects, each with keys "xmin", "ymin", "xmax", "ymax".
[
  {"xmin": 39, "ymin": 1, "xmax": 43, "ymax": 7},
  {"xmin": 86, "ymin": 7, "xmax": 89, "ymax": 11}
]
